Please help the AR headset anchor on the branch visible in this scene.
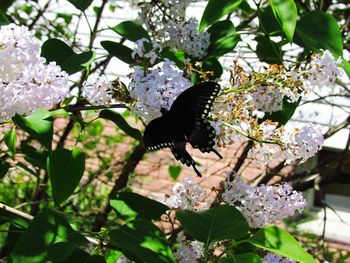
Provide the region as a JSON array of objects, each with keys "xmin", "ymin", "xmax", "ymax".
[
  {"xmin": 28, "ymin": 0, "xmax": 51, "ymax": 30},
  {"xmin": 91, "ymin": 141, "xmax": 146, "ymax": 232},
  {"xmin": 323, "ymin": 115, "xmax": 350, "ymax": 139}
]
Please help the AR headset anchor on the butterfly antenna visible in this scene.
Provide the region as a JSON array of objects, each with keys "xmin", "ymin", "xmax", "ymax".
[
  {"xmin": 211, "ymin": 148, "xmax": 223, "ymax": 159},
  {"xmin": 192, "ymin": 164, "xmax": 203, "ymax": 177}
]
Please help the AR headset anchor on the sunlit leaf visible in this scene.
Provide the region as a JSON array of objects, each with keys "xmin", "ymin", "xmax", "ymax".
[
  {"xmin": 268, "ymin": 0, "xmax": 297, "ymax": 42},
  {"xmin": 199, "ymin": 0, "xmax": 243, "ymax": 31},
  {"xmin": 168, "ymin": 165, "xmax": 181, "ymax": 180},
  {"xmin": 12, "ymin": 109, "xmax": 53, "ymax": 150},
  {"xmin": 4, "ymin": 127, "xmax": 17, "ymax": 156},
  {"xmin": 247, "ymin": 226, "xmax": 316, "ymax": 263}
]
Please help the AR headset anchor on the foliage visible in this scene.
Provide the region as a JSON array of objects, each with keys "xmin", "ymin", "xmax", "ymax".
[{"xmin": 0, "ymin": 0, "xmax": 349, "ymax": 262}]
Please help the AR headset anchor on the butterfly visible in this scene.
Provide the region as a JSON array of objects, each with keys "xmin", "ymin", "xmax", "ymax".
[{"xmin": 143, "ymin": 81, "xmax": 222, "ymax": 177}]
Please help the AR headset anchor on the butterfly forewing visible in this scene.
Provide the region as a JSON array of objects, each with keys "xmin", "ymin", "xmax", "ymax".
[
  {"xmin": 143, "ymin": 81, "xmax": 222, "ymax": 176},
  {"xmin": 170, "ymin": 81, "xmax": 220, "ymax": 122}
]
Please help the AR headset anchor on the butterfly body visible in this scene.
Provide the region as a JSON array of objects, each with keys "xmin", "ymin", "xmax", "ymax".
[{"xmin": 143, "ymin": 81, "xmax": 222, "ymax": 177}]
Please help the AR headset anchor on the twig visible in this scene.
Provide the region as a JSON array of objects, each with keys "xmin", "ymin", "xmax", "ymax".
[{"xmin": 28, "ymin": 0, "xmax": 51, "ymax": 30}]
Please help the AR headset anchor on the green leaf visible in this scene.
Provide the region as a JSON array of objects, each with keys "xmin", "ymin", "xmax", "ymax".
[
  {"xmin": 21, "ymin": 143, "xmax": 48, "ymax": 170},
  {"xmin": 247, "ymin": 226, "xmax": 316, "ymax": 263},
  {"xmin": 112, "ymin": 21, "xmax": 150, "ymax": 42},
  {"xmin": 295, "ymin": 11, "xmax": 343, "ymax": 57},
  {"xmin": 12, "ymin": 109, "xmax": 53, "ymax": 150},
  {"xmin": 99, "ymin": 110, "xmax": 142, "ymax": 141},
  {"xmin": 84, "ymin": 255, "xmax": 107, "ymax": 263},
  {"xmin": 219, "ymin": 253, "xmax": 262, "ymax": 263},
  {"xmin": 0, "ymin": 206, "xmax": 31, "ymax": 229},
  {"xmin": 203, "ymin": 57, "xmax": 223, "ymax": 80},
  {"xmin": 41, "ymin": 38, "xmax": 76, "ymax": 65},
  {"xmin": 0, "ymin": 160, "xmax": 10, "ymax": 179},
  {"xmin": 9, "ymin": 207, "xmax": 88, "ymax": 263},
  {"xmin": 101, "ymin": 41, "xmax": 134, "ymax": 64},
  {"xmin": 109, "ymin": 219, "xmax": 173, "ymax": 263},
  {"xmin": 61, "ymin": 51, "xmax": 95, "ymax": 75},
  {"xmin": 263, "ymin": 97, "xmax": 300, "ymax": 125},
  {"xmin": 47, "ymin": 148, "xmax": 86, "ymax": 205},
  {"xmin": 105, "ymin": 249, "xmax": 123, "ymax": 263},
  {"xmin": 199, "ymin": 0, "xmax": 243, "ymax": 31},
  {"xmin": 0, "ymin": 9, "xmax": 10, "ymax": 25},
  {"xmin": 168, "ymin": 165, "xmax": 181, "ymax": 180},
  {"xmin": 57, "ymin": 248, "xmax": 89, "ymax": 263},
  {"xmin": 258, "ymin": 6, "xmax": 282, "ymax": 36},
  {"xmin": 176, "ymin": 205, "xmax": 249, "ymax": 244},
  {"xmin": 110, "ymin": 191, "xmax": 169, "ymax": 221},
  {"xmin": 268, "ymin": 0, "xmax": 297, "ymax": 42},
  {"xmin": 341, "ymin": 60, "xmax": 350, "ymax": 78},
  {"xmin": 4, "ymin": 127, "xmax": 17, "ymax": 156},
  {"xmin": 207, "ymin": 20, "xmax": 240, "ymax": 57},
  {"xmin": 67, "ymin": 0, "xmax": 93, "ymax": 11},
  {"xmin": 160, "ymin": 48, "xmax": 185, "ymax": 68},
  {"xmin": 255, "ymin": 35, "xmax": 282, "ymax": 64}
]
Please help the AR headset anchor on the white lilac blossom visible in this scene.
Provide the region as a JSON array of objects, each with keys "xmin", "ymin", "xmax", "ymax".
[
  {"xmin": 247, "ymin": 122, "xmax": 323, "ymax": 165},
  {"xmin": 138, "ymin": 0, "xmax": 191, "ymax": 41},
  {"xmin": 0, "ymin": 24, "xmax": 41, "ymax": 83},
  {"xmin": 246, "ymin": 86, "xmax": 284, "ymax": 114},
  {"xmin": 128, "ymin": 59, "xmax": 191, "ymax": 122},
  {"xmin": 169, "ymin": 178, "xmax": 206, "ymax": 210},
  {"xmin": 81, "ymin": 76, "xmax": 113, "ymax": 105},
  {"xmin": 131, "ymin": 38, "xmax": 160, "ymax": 65},
  {"xmin": 304, "ymin": 50, "xmax": 342, "ymax": 89},
  {"xmin": 174, "ymin": 236, "xmax": 204, "ymax": 263},
  {"xmin": 282, "ymin": 124, "xmax": 324, "ymax": 164},
  {"xmin": 263, "ymin": 253, "xmax": 296, "ymax": 263},
  {"xmin": 166, "ymin": 17, "xmax": 210, "ymax": 58},
  {"xmin": 222, "ymin": 176, "xmax": 307, "ymax": 228},
  {"xmin": 0, "ymin": 24, "xmax": 69, "ymax": 120}
]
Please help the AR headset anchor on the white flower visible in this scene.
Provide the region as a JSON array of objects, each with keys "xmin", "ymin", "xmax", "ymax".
[
  {"xmin": 282, "ymin": 124, "xmax": 324, "ymax": 164},
  {"xmin": 174, "ymin": 236, "xmax": 204, "ymax": 263},
  {"xmin": 131, "ymin": 38, "xmax": 160, "ymax": 65},
  {"xmin": 263, "ymin": 252, "xmax": 296, "ymax": 263},
  {"xmin": 0, "ymin": 23, "xmax": 41, "ymax": 83},
  {"xmin": 0, "ymin": 24, "xmax": 69, "ymax": 120},
  {"xmin": 246, "ymin": 86, "xmax": 285, "ymax": 114},
  {"xmin": 166, "ymin": 17, "xmax": 210, "ymax": 58},
  {"xmin": 128, "ymin": 59, "xmax": 191, "ymax": 123},
  {"xmin": 304, "ymin": 50, "xmax": 342, "ymax": 88},
  {"xmin": 81, "ymin": 75, "xmax": 113, "ymax": 105},
  {"xmin": 222, "ymin": 176, "xmax": 307, "ymax": 228},
  {"xmin": 170, "ymin": 178, "xmax": 206, "ymax": 210}
]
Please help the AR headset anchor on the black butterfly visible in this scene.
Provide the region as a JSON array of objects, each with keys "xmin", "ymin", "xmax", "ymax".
[{"xmin": 143, "ymin": 81, "xmax": 222, "ymax": 177}]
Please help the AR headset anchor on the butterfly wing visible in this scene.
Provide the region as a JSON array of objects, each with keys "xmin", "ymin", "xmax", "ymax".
[
  {"xmin": 170, "ymin": 81, "xmax": 222, "ymax": 157},
  {"xmin": 143, "ymin": 116, "xmax": 175, "ymax": 151},
  {"xmin": 170, "ymin": 81, "xmax": 220, "ymax": 122}
]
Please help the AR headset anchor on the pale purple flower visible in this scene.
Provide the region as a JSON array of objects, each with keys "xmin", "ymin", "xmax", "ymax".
[
  {"xmin": 128, "ymin": 59, "xmax": 191, "ymax": 122},
  {"xmin": 222, "ymin": 176, "xmax": 307, "ymax": 228},
  {"xmin": 81, "ymin": 75, "xmax": 113, "ymax": 105}
]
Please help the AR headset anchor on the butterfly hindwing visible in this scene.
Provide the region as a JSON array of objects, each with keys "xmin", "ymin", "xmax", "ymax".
[{"xmin": 143, "ymin": 117, "xmax": 175, "ymax": 151}]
